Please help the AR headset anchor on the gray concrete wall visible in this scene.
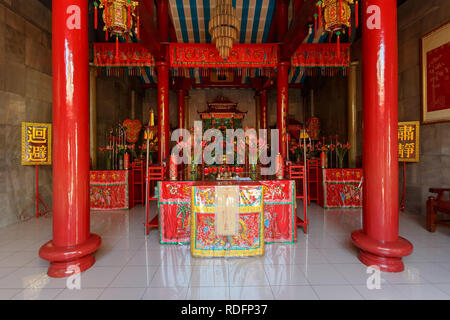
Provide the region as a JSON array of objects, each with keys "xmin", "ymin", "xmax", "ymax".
[
  {"xmin": 95, "ymin": 77, "xmax": 144, "ymax": 169},
  {"xmin": 396, "ymin": 0, "xmax": 450, "ymax": 215},
  {"xmin": 0, "ymin": 0, "xmax": 52, "ymax": 227}
]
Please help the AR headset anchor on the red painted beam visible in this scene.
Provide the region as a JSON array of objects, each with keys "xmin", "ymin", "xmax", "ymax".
[
  {"xmin": 293, "ymin": 0, "xmax": 305, "ymax": 25},
  {"xmin": 276, "ymin": 0, "xmax": 289, "ymax": 41},
  {"xmin": 172, "ymin": 77, "xmax": 194, "ymax": 92},
  {"xmin": 139, "ymin": 0, "xmax": 161, "ymax": 58},
  {"xmin": 280, "ymin": 0, "xmax": 316, "ymax": 61},
  {"xmin": 156, "ymin": 0, "xmax": 169, "ymax": 43},
  {"xmin": 169, "ymin": 14, "xmax": 178, "ymax": 42}
]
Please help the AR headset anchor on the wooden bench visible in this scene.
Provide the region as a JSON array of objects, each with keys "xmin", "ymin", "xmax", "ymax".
[{"xmin": 426, "ymin": 188, "xmax": 450, "ymax": 232}]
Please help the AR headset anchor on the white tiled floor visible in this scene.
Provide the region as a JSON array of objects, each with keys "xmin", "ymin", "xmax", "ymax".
[{"xmin": 0, "ymin": 202, "xmax": 449, "ymax": 300}]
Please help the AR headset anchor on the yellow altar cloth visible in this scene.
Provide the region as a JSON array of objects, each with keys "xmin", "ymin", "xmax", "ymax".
[{"xmin": 190, "ymin": 184, "xmax": 264, "ymax": 258}]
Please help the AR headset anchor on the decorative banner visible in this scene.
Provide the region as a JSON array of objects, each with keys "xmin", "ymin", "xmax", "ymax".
[
  {"xmin": 190, "ymin": 185, "xmax": 264, "ymax": 258},
  {"xmin": 89, "ymin": 170, "xmax": 129, "ymax": 210},
  {"xmin": 170, "ymin": 43, "xmax": 279, "ymax": 68},
  {"xmin": 93, "ymin": 43, "xmax": 155, "ymax": 67},
  {"xmin": 21, "ymin": 122, "xmax": 52, "ymax": 166},
  {"xmin": 421, "ymin": 22, "xmax": 450, "ymax": 124},
  {"xmin": 319, "ymin": 169, "xmax": 363, "ymax": 209},
  {"xmin": 291, "ymin": 43, "xmax": 351, "ymax": 67},
  {"xmin": 398, "ymin": 121, "xmax": 420, "ymax": 162},
  {"xmin": 123, "ymin": 119, "xmax": 142, "ymax": 143}
]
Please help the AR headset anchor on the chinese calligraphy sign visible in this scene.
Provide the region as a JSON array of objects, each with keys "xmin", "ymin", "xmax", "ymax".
[
  {"xmin": 421, "ymin": 22, "xmax": 450, "ymax": 123},
  {"xmin": 398, "ymin": 121, "xmax": 420, "ymax": 162},
  {"xmin": 21, "ymin": 122, "xmax": 52, "ymax": 165}
]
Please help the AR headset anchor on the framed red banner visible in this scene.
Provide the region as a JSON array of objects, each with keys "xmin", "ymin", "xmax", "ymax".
[
  {"xmin": 291, "ymin": 43, "xmax": 351, "ymax": 67},
  {"xmin": 421, "ymin": 22, "xmax": 450, "ymax": 124},
  {"xmin": 169, "ymin": 43, "xmax": 279, "ymax": 68},
  {"xmin": 93, "ymin": 43, "xmax": 155, "ymax": 67}
]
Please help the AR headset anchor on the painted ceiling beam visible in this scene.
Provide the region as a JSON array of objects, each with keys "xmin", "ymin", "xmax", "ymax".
[
  {"xmin": 138, "ymin": 0, "xmax": 161, "ymax": 58},
  {"xmin": 280, "ymin": 0, "xmax": 316, "ymax": 61}
]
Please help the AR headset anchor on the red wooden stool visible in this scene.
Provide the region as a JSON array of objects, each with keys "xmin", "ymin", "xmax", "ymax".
[
  {"xmin": 144, "ymin": 165, "xmax": 165, "ymax": 235},
  {"xmin": 130, "ymin": 160, "xmax": 144, "ymax": 208},
  {"xmin": 307, "ymin": 159, "xmax": 320, "ymax": 205},
  {"xmin": 289, "ymin": 165, "xmax": 309, "ymax": 233}
]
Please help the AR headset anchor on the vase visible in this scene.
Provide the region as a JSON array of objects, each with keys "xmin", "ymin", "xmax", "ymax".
[
  {"xmin": 338, "ymin": 156, "xmax": 344, "ymax": 169},
  {"xmin": 190, "ymin": 164, "xmax": 197, "ymax": 181},
  {"xmin": 250, "ymin": 164, "xmax": 257, "ymax": 180}
]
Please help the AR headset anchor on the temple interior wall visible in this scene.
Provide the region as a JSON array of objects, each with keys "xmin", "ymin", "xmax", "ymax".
[
  {"xmin": 95, "ymin": 77, "xmax": 144, "ymax": 169},
  {"xmin": 143, "ymin": 87, "xmax": 305, "ymax": 132},
  {"xmin": 314, "ymin": 0, "xmax": 450, "ymax": 215},
  {"xmin": 0, "ymin": 0, "xmax": 52, "ymax": 228},
  {"xmin": 1, "ymin": 0, "xmax": 449, "ymax": 229},
  {"xmin": 395, "ymin": 0, "xmax": 450, "ymax": 215}
]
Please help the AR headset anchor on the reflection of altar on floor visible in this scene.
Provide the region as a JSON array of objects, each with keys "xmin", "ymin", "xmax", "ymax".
[{"xmin": 156, "ymin": 180, "xmax": 297, "ymax": 254}]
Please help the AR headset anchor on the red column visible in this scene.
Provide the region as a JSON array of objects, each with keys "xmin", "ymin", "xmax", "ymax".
[
  {"xmin": 157, "ymin": 61, "xmax": 170, "ymax": 163},
  {"xmin": 351, "ymin": 0, "xmax": 412, "ymax": 272},
  {"xmin": 177, "ymin": 89, "xmax": 186, "ymax": 129},
  {"xmin": 277, "ymin": 0, "xmax": 289, "ymax": 41},
  {"xmin": 260, "ymin": 89, "xmax": 268, "ymax": 130},
  {"xmin": 157, "ymin": 0, "xmax": 169, "ymax": 42},
  {"xmin": 277, "ymin": 61, "xmax": 289, "ymax": 158},
  {"xmin": 39, "ymin": 0, "xmax": 101, "ymax": 278}
]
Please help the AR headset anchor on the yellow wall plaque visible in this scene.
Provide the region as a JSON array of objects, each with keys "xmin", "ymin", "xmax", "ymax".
[
  {"xmin": 398, "ymin": 121, "xmax": 420, "ymax": 162},
  {"xmin": 21, "ymin": 122, "xmax": 52, "ymax": 165}
]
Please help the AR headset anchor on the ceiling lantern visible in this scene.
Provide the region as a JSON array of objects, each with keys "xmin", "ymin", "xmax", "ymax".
[
  {"xmin": 323, "ymin": 0, "xmax": 354, "ymax": 33},
  {"xmin": 314, "ymin": 0, "xmax": 358, "ymax": 58},
  {"xmin": 209, "ymin": 0, "xmax": 240, "ymax": 60},
  {"xmin": 94, "ymin": 0, "xmax": 140, "ymax": 60}
]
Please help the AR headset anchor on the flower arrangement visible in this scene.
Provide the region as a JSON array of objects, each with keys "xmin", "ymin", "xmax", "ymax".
[{"xmin": 336, "ymin": 141, "xmax": 351, "ymax": 169}]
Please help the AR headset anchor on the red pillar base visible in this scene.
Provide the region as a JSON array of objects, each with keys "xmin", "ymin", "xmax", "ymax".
[
  {"xmin": 351, "ymin": 230, "xmax": 413, "ymax": 273},
  {"xmin": 39, "ymin": 234, "xmax": 101, "ymax": 278}
]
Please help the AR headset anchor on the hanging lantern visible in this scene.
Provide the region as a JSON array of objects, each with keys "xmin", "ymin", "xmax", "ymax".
[
  {"xmin": 96, "ymin": 0, "xmax": 139, "ymax": 61},
  {"xmin": 96, "ymin": 0, "xmax": 139, "ymax": 40},
  {"xmin": 322, "ymin": 0, "xmax": 353, "ymax": 33},
  {"xmin": 209, "ymin": 0, "xmax": 240, "ymax": 60}
]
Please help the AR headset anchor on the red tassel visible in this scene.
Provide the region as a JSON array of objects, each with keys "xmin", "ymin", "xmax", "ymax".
[
  {"xmin": 94, "ymin": 4, "xmax": 98, "ymax": 30},
  {"xmin": 319, "ymin": 4, "xmax": 322, "ymax": 30},
  {"xmin": 355, "ymin": 1, "xmax": 359, "ymax": 28},
  {"xmin": 128, "ymin": 2, "xmax": 131, "ymax": 29},
  {"xmin": 137, "ymin": 15, "xmax": 140, "ymax": 39},
  {"xmin": 337, "ymin": 33, "xmax": 341, "ymax": 59},
  {"xmin": 115, "ymin": 36, "xmax": 119, "ymax": 62},
  {"xmin": 105, "ymin": 0, "xmax": 108, "ymax": 27},
  {"xmin": 314, "ymin": 15, "xmax": 317, "ymax": 38}
]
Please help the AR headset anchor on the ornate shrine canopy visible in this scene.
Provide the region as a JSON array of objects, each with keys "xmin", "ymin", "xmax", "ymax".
[{"xmin": 198, "ymin": 96, "xmax": 247, "ymax": 119}]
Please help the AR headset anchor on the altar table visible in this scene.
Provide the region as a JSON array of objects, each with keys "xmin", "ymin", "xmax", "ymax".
[
  {"xmin": 318, "ymin": 169, "xmax": 363, "ymax": 209},
  {"xmin": 157, "ymin": 180, "xmax": 297, "ymax": 245},
  {"xmin": 89, "ymin": 170, "xmax": 130, "ymax": 210}
]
